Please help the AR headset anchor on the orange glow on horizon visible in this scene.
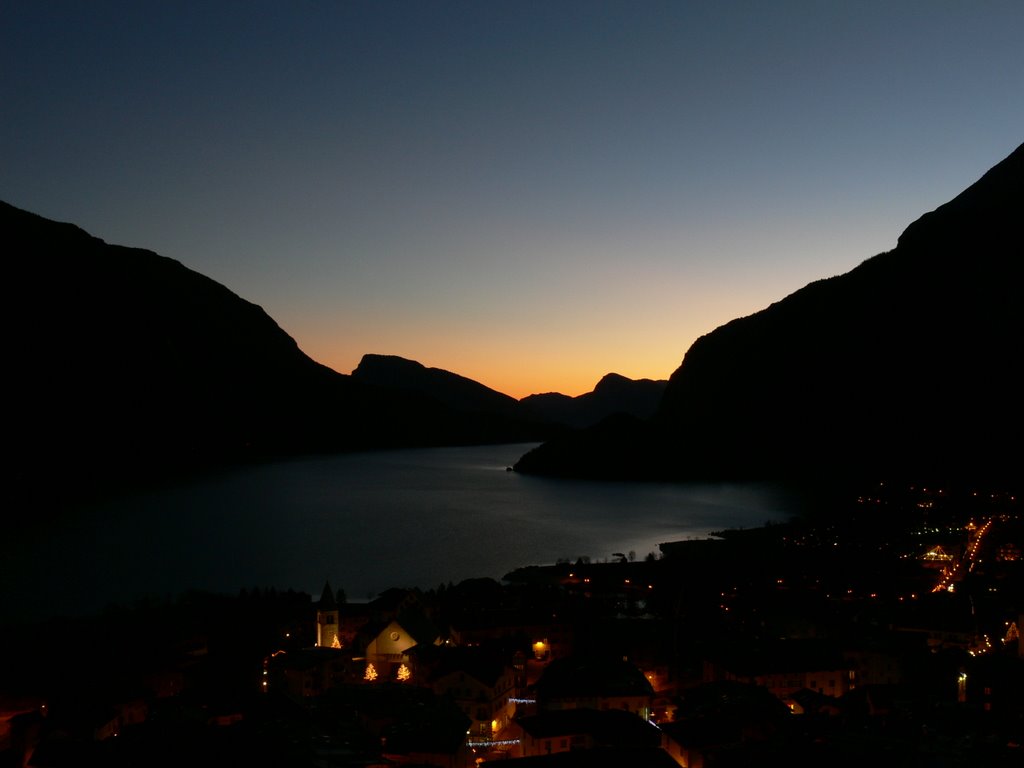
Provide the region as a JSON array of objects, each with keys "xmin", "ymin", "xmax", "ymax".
[
  {"xmin": 277, "ymin": 271, "xmax": 778, "ymax": 401},
  {"xmin": 313, "ymin": 350, "xmax": 677, "ymax": 401}
]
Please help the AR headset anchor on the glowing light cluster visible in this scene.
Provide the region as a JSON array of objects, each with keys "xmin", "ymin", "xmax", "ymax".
[{"xmin": 467, "ymin": 738, "xmax": 521, "ymax": 747}]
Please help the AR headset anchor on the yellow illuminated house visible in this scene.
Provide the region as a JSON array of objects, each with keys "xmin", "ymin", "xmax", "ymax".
[{"xmin": 359, "ymin": 610, "xmax": 443, "ymax": 683}]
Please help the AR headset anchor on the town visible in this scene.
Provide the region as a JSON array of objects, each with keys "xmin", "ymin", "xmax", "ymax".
[{"xmin": 2, "ymin": 482, "xmax": 1021, "ymax": 767}]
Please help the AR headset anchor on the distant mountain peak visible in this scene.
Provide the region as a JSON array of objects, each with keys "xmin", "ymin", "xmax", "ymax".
[
  {"xmin": 352, "ymin": 353, "xmax": 519, "ymax": 414},
  {"xmin": 355, "ymin": 353, "xmax": 430, "ymax": 375},
  {"xmin": 593, "ymin": 372, "xmax": 630, "ymax": 390},
  {"xmin": 518, "ymin": 373, "xmax": 667, "ymax": 429},
  {"xmin": 592, "ymin": 372, "xmax": 664, "ymax": 394}
]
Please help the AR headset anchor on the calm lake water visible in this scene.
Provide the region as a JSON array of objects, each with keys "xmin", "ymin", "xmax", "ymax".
[{"xmin": 2, "ymin": 444, "xmax": 802, "ymax": 622}]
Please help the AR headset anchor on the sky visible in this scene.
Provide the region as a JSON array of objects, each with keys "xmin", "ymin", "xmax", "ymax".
[{"xmin": 2, "ymin": 1, "xmax": 1022, "ymax": 398}]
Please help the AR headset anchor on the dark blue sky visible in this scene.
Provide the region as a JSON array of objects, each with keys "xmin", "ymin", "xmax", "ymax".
[{"xmin": 3, "ymin": 1, "xmax": 1022, "ymax": 396}]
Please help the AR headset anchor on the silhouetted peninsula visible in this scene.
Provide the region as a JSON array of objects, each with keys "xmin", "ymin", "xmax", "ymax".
[
  {"xmin": 518, "ymin": 373, "xmax": 668, "ymax": 429},
  {"xmin": 352, "ymin": 355, "xmax": 668, "ymax": 431},
  {"xmin": 516, "ymin": 142, "xmax": 1024, "ymax": 484}
]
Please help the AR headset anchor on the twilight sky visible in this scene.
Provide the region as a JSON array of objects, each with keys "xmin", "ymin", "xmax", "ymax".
[{"xmin": 3, "ymin": 2, "xmax": 1022, "ymax": 398}]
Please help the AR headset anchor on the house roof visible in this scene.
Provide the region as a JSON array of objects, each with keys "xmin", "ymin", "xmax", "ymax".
[
  {"xmin": 422, "ymin": 645, "xmax": 510, "ymax": 688},
  {"xmin": 270, "ymin": 646, "xmax": 347, "ymax": 672},
  {"xmin": 395, "ymin": 607, "xmax": 442, "ymax": 646},
  {"xmin": 661, "ymin": 681, "xmax": 789, "ymax": 750},
  {"xmin": 319, "ymin": 580, "xmax": 337, "ymax": 611},
  {"xmin": 535, "ymin": 654, "xmax": 654, "ymax": 702},
  {"xmin": 674, "ymin": 681, "xmax": 790, "ymax": 722},
  {"xmin": 516, "ymin": 708, "xmax": 661, "ymax": 746},
  {"xmin": 322, "ymin": 683, "xmax": 470, "ymax": 756},
  {"xmin": 789, "ymin": 687, "xmax": 843, "ymax": 714},
  {"xmin": 357, "ymin": 611, "xmax": 442, "ymax": 656},
  {"xmin": 707, "ymin": 639, "xmax": 851, "ymax": 677}
]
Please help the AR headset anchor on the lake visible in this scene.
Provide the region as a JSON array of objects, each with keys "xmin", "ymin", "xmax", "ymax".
[{"xmin": 1, "ymin": 443, "xmax": 802, "ymax": 622}]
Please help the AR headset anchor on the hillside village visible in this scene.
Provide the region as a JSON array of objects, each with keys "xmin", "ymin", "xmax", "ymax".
[{"xmin": 1, "ymin": 482, "xmax": 1021, "ymax": 767}]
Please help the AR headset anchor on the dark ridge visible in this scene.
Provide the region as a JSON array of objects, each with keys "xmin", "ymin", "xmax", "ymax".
[
  {"xmin": 1, "ymin": 202, "xmax": 543, "ymax": 507},
  {"xmin": 518, "ymin": 373, "xmax": 667, "ymax": 429},
  {"xmin": 352, "ymin": 353, "xmax": 519, "ymax": 416},
  {"xmin": 516, "ymin": 142, "xmax": 1024, "ymax": 485}
]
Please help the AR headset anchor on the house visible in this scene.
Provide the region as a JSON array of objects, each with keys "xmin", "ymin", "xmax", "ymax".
[
  {"xmin": 888, "ymin": 592, "xmax": 978, "ymax": 649},
  {"xmin": 321, "ymin": 683, "xmax": 472, "ymax": 768},
  {"xmin": 702, "ymin": 639, "xmax": 853, "ymax": 705},
  {"xmin": 358, "ymin": 607, "xmax": 443, "ymax": 683},
  {"xmin": 418, "ymin": 645, "xmax": 518, "ymax": 740},
  {"xmin": 660, "ymin": 681, "xmax": 790, "ymax": 767},
  {"xmin": 449, "ymin": 612, "xmax": 576, "ymax": 663},
  {"xmin": 268, "ymin": 646, "xmax": 352, "ymax": 698},
  {"xmin": 444, "ymin": 578, "xmax": 577, "ymax": 661},
  {"xmin": 511, "ymin": 707, "xmax": 663, "ymax": 759},
  {"xmin": 534, "ymin": 654, "xmax": 654, "ymax": 720},
  {"xmin": 840, "ymin": 633, "xmax": 925, "ymax": 688}
]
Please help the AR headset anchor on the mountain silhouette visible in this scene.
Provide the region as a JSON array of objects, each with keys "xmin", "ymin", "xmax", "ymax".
[
  {"xmin": 352, "ymin": 354, "xmax": 520, "ymax": 416},
  {"xmin": 518, "ymin": 373, "xmax": 667, "ymax": 429},
  {"xmin": 353, "ymin": 355, "xmax": 667, "ymax": 430},
  {"xmin": 516, "ymin": 142, "xmax": 1023, "ymax": 484},
  {"xmin": 2, "ymin": 202, "xmax": 543, "ymax": 502}
]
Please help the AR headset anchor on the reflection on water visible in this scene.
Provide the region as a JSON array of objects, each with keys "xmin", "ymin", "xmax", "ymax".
[{"xmin": 2, "ymin": 444, "xmax": 801, "ymax": 621}]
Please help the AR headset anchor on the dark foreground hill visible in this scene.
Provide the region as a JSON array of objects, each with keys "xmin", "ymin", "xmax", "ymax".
[
  {"xmin": 516, "ymin": 142, "xmax": 1023, "ymax": 484},
  {"xmin": 2, "ymin": 202, "xmax": 543, "ymax": 503}
]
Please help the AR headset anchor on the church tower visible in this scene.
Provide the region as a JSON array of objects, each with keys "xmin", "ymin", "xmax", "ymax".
[{"xmin": 316, "ymin": 581, "xmax": 341, "ymax": 648}]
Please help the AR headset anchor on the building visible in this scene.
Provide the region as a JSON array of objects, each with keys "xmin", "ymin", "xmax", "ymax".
[
  {"xmin": 358, "ymin": 608, "xmax": 443, "ymax": 684},
  {"xmin": 702, "ymin": 640, "xmax": 854, "ymax": 705},
  {"xmin": 316, "ymin": 581, "xmax": 341, "ymax": 648},
  {"xmin": 534, "ymin": 654, "xmax": 654, "ymax": 720},
  {"xmin": 511, "ymin": 708, "xmax": 663, "ymax": 759},
  {"xmin": 419, "ymin": 645, "xmax": 518, "ymax": 740}
]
